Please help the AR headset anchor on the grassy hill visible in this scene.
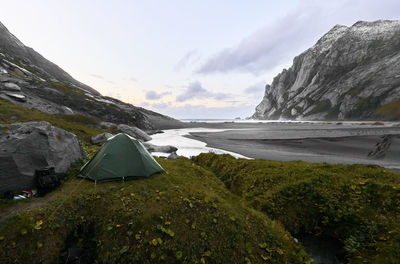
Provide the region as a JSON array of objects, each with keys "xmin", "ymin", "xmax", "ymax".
[
  {"xmin": 0, "ymin": 158, "xmax": 310, "ymax": 263},
  {"xmin": 1, "ymin": 99, "xmax": 400, "ymax": 263},
  {"xmin": 193, "ymin": 154, "xmax": 400, "ymax": 263}
]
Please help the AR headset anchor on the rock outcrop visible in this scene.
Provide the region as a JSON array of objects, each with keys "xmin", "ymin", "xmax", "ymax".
[
  {"xmin": 167, "ymin": 151, "xmax": 180, "ymax": 160},
  {"xmin": 0, "ymin": 121, "xmax": 86, "ymax": 192},
  {"xmin": 252, "ymin": 20, "xmax": 400, "ymax": 121},
  {"xmin": 117, "ymin": 124, "xmax": 152, "ymax": 142},
  {"xmin": 142, "ymin": 142, "xmax": 178, "ymax": 154},
  {"xmin": 367, "ymin": 134, "xmax": 393, "ymax": 159},
  {"xmin": 91, "ymin": 132, "xmax": 114, "ymax": 145}
]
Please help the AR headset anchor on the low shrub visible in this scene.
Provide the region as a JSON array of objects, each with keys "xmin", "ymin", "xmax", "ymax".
[{"xmin": 193, "ymin": 153, "xmax": 400, "ymax": 263}]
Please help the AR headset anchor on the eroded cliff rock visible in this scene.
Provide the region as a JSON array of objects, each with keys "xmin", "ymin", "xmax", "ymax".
[{"xmin": 252, "ymin": 20, "xmax": 400, "ymax": 121}]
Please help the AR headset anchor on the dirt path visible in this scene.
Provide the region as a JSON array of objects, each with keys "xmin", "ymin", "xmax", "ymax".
[{"xmin": 0, "ymin": 179, "xmax": 87, "ymax": 223}]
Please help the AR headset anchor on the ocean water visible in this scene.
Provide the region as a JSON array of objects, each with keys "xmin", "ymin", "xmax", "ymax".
[
  {"xmin": 181, "ymin": 119, "xmax": 398, "ymax": 126},
  {"xmin": 147, "ymin": 128, "xmax": 249, "ymax": 159}
]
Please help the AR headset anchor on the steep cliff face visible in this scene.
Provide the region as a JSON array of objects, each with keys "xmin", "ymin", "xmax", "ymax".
[
  {"xmin": 252, "ymin": 20, "xmax": 400, "ymax": 121},
  {"xmin": 0, "ymin": 21, "xmax": 182, "ymax": 129},
  {"xmin": 0, "ymin": 22, "xmax": 99, "ymax": 95}
]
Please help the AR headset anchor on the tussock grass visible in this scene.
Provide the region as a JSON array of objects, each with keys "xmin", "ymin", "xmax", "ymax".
[
  {"xmin": 193, "ymin": 153, "xmax": 400, "ymax": 263},
  {"xmin": 0, "ymin": 158, "xmax": 310, "ymax": 263}
]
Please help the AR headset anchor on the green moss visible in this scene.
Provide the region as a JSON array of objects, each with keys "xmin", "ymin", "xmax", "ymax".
[
  {"xmin": 306, "ymin": 99, "xmax": 332, "ymax": 116},
  {"xmin": 9, "ymin": 70, "xmax": 26, "ymax": 78},
  {"xmin": 0, "ymin": 158, "xmax": 310, "ymax": 263},
  {"xmin": 50, "ymin": 81, "xmax": 86, "ymax": 97},
  {"xmin": 348, "ymin": 96, "xmax": 381, "ymax": 119},
  {"xmin": 376, "ymin": 100, "xmax": 400, "ymax": 120},
  {"xmin": 294, "ymin": 106, "xmax": 303, "ymax": 112},
  {"xmin": 347, "ymin": 79, "xmax": 373, "ymax": 97},
  {"xmin": 348, "ymin": 87, "xmax": 361, "ymax": 96},
  {"xmin": 283, "ymin": 92, "xmax": 289, "ymax": 101},
  {"xmin": 193, "ymin": 154, "xmax": 400, "ymax": 263},
  {"xmin": 0, "ymin": 98, "xmax": 112, "ymax": 143}
]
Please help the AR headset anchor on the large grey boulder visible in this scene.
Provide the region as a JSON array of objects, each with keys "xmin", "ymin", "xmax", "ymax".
[
  {"xmin": 142, "ymin": 142, "xmax": 178, "ymax": 153},
  {"xmin": 251, "ymin": 20, "xmax": 400, "ymax": 121},
  {"xmin": 6, "ymin": 92, "xmax": 26, "ymax": 102},
  {"xmin": 91, "ymin": 132, "xmax": 113, "ymax": 145},
  {"xmin": 117, "ymin": 124, "xmax": 152, "ymax": 142},
  {"xmin": 0, "ymin": 121, "xmax": 86, "ymax": 193},
  {"xmin": 167, "ymin": 151, "xmax": 180, "ymax": 160},
  {"xmin": 99, "ymin": 121, "xmax": 117, "ymax": 129},
  {"xmin": 2, "ymin": 82, "xmax": 21, "ymax": 91}
]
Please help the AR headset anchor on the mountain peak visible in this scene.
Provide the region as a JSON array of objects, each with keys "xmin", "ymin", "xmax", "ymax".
[
  {"xmin": 252, "ymin": 20, "xmax": 400, "ymax": 121},
  {"xmin": 0, "ymin": 20, "xmax": 182, "ymax": 129},
  {"xmin": 0, "ymin": 20, "xmax": 99, "ymax": 95},
  {"xmin": 349, "ymin": 20, "xmax": 400, "ymax": 37},
  {"xmin": 314, "ymin": 24, "xmax": 348, "ymax": 52}
]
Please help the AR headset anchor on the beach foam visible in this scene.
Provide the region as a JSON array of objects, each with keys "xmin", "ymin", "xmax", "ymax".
[{"xmin": 148, "ymin": 128, "xmax": 250, "ymax": 159}]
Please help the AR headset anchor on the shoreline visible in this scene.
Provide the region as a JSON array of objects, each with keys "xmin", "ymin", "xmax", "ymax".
[{"xmin": 182, "ymin": 122, "xmax": 400, "ymax": 171}]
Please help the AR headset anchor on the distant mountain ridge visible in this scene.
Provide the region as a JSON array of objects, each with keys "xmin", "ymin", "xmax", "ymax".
[
  {"xmin": 0, "ymin": 21, "xmax": 182, "ymax": 129},
  {"xmin": 0, "ymin": 22, "xmax": 98, "ymax": 95},
  {"xmin": 252, "ymin": 20, "xmax": 400, "ymax": 121}
]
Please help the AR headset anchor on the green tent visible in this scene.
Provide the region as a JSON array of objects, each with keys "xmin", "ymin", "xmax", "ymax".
[{"xmin": 77, "ymin": 133, "xmax": 164, "ymax": 182}]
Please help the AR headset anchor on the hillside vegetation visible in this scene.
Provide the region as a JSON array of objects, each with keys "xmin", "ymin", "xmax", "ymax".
[
  {"xmin": 2, "ymin": 99, "xmax": 400, "ymax": 263},
  {"xmin": 0, "ymin": 98, "xmax": 118, "ymax": 144},
  {"xmin": 0, "ymin": 158, "xmax": 310, "ymax": 263},
  {"xmin": 193, "ymin": 154, "xmax": 400, "ymax": 263}
]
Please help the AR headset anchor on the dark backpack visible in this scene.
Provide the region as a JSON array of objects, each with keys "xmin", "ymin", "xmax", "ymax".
[{"xmin": 35, "ymin": 167, "xmax": 60, "ymax": 194}]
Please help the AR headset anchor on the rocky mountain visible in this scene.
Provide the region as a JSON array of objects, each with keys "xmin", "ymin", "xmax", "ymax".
[
  {"xmin": 0, "ymin": 21, "xmax": 182, "ymax": 130},
  {"xmin": 252, "ymin": 20, "xmax": 400, "ymax": 121}
]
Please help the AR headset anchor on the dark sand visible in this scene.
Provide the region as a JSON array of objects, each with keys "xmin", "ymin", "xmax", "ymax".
[{"xmin": 185, "ymin": 122, "xmax": 400, "ymax": 171}]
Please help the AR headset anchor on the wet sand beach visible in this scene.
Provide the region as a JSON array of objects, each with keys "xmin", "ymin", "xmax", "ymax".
[{"xmin": 184, "ymin": 122, "xmax": 400, "ymax": 171}]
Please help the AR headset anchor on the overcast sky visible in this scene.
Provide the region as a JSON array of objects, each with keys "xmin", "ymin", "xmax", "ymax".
[{"xmin": 0, "ymin": 0, "xmax": 399, "ymax": 119}]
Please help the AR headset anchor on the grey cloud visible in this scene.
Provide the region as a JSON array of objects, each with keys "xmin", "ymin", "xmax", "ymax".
[
  {"xmin": 197, "ymin": 0, "xmax": 400, "ymax": 75},
  {"xmin": 197, "ymin": 7, "xmax": 320, "ymax": 74},
  {"xmin": 90, "ymin": 73, "xmax": 118, "ymax": 84},
  {"xmin": 149, "ymin": 103, "xmax": 256, "ymax": 119},
  {"xmin": 174, "ymin": 50, "xmax": 201, "ymax": 71},
  {"xmin": 90, "ymin": 74, "xmax": 104, "ymax": 79},
  {"xmin": 145, "ymin": 90, "xmax": 171, "ymax": 100},
  {"xmin": 176, "ymin": 81, "xmax": 230, "ymax": 102},
  {"xmin": 151, "ymin": 102, "xmax": 172, "ymax": 109}
]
